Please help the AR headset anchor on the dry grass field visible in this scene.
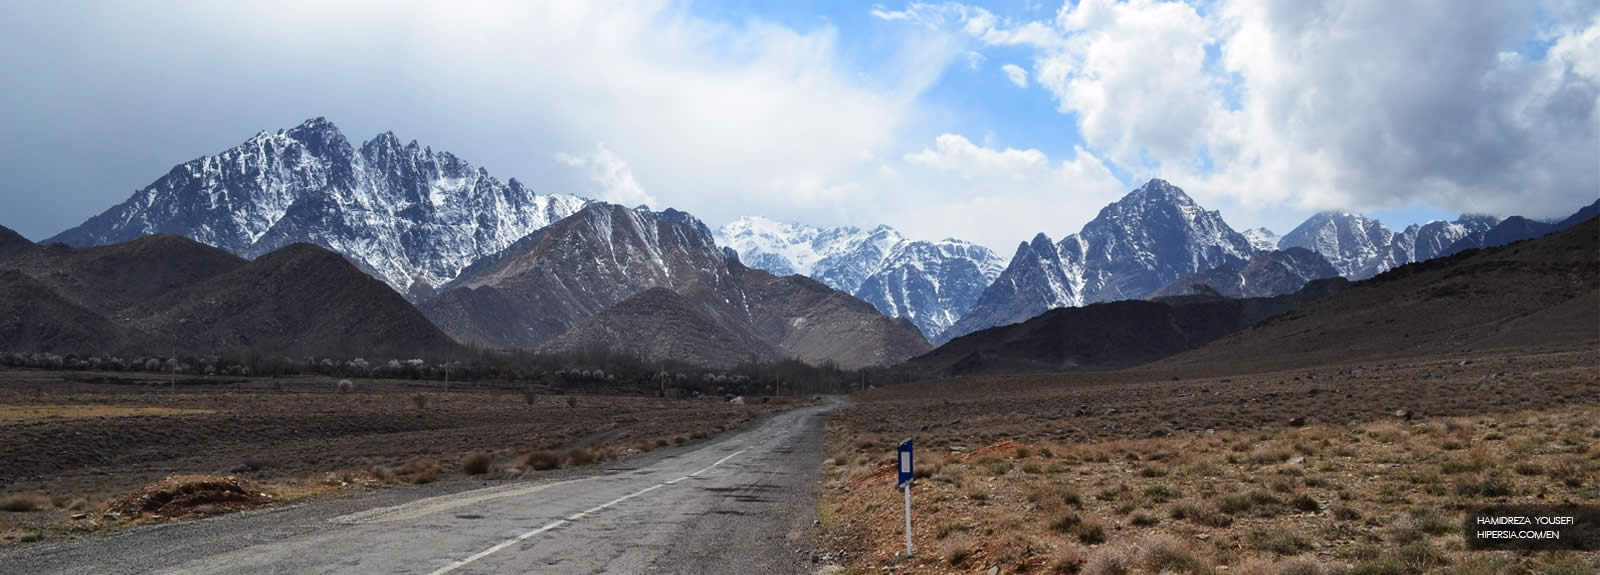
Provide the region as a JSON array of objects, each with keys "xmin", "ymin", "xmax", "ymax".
[
  {"xmin": 821, "ymin": 350, "xmax": 1599, "ymax": 575},
  {"xmin": 0, "ymin": 367, "xmax": 798, "ymax": 545}
]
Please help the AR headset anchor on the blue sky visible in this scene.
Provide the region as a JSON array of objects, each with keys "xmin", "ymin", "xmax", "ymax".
[{"xmin": 0, "ymin": 0, "xmax": 1594, "ymax": 251}]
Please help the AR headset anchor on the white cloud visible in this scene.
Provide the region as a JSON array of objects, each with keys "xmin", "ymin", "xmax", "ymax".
[
  {"xmin": 1034, "ymin": 0, "xmax": 1219, "ymax": 170},
  {"xmin": 964, "ymin": 50, "xmax": 986, "ymax": 69},
  {"xmin": 1001, "ymin": 63, "xmax": 1028, "ymax": 87},
  {"xmin": 894, "ymin": 134, "xmax": 1125, "ymax": 249},
  {"xmin": 555, "ymin": 144, "xmax": 657, "ymax": 208},
  {"xmin": 1, "ymin": 0, "xmax": 959, "ymax": 243},
  {"xmin": 871, "ymin": 0, "xmax": 1600, "ymax": 225},
  {"xmin": 906, "ymin": 133, "xmax": 1047, "ymax": 178}
]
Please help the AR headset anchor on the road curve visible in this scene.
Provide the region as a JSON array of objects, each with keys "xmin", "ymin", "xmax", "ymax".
[{"xmin": 0, "ymin": 400, "xmax": 841, "ymax": 574}]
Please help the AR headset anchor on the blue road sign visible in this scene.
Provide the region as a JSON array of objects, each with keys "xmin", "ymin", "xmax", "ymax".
[{"xmin": 897, "ymin": 439, "xmax": 914, "ymax": 487}]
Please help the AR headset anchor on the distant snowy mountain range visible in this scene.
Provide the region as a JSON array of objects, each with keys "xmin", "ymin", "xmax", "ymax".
[
  {"xmin": 43, "ymin": 116, "xmax": 1595, "ymax": 358},
  {"xmin": 716, "ymin": 218, "xmax": 1004, "ymax": 340},
  {"xmin": 1276, "ymin": 212, "xmax": 1502, "ymax": 279}
]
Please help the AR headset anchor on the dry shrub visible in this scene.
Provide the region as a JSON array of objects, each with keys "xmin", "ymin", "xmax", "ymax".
[
  {"xmin": 1050, "ymin": 546, "xmax": 1088, "ymax": 574},
  {"xmin": 1074, "ymin": 517, "xmax": 1107, "ymax": 544},
  {"xmin": 460, "ymin": 451, "xmax": 494, "ymax": 475},
  {"xmin": 1081, "ymin": 544, "xmax": 1135, "ymax": 575},
  {"xmin": 521, "ymin": 451, "xmax": 561, "ymax": 471},
  {"xmin": 942, "ymin": 535, "xmax": 975, "ymax": 566},
  {"xmin": 1137, "ymin": 534, "xmax": 1211, "ymax": 574},
  {"xmin": 563, "ymin": 447, "xmax": 596, "ymax": 467},
  {"xmin": 1171, "ymin": 501, "xmax": 1233, "ymax": 527},
  {"xmin": 395, "ymin": 458, "xmax": 442, "ymax": 484},
  {"xmin": 0, "ymin": 494, "xmax": 49, "ymax": 512},
  {"xmin": 1233, "ymin": 557, "xmax": 1324, "ymax": 575}
]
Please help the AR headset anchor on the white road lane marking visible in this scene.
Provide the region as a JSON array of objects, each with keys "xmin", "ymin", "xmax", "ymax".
[
  {"xmin": 425, "ymin": 519, "xmax": 566, "ymax": 575},
  {"xmin": 425, "ymin": 448, "xmax": 750, "ymax": 575}
]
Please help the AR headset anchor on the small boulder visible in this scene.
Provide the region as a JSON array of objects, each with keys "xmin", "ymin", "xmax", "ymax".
[{"xmin": 1289, "ymin": 417, "xmax": 1306, "ymax": 427}]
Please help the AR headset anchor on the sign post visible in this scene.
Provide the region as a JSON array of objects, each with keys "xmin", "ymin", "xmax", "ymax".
[{"xmin": 897, "ymin": 438, "xmax": 914, "ymax": 557}]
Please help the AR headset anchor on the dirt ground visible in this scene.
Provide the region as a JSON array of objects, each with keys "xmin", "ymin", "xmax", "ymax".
[
  {"xmin": 0, "ymin": 368, "xmax": 798, "ymax": 544},
  {"xmin": 821, "ymin": 349, "xmax": 1600, "ymax": 574}
]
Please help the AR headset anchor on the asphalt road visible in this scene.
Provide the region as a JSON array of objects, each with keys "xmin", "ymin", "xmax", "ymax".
[{"xmin": 0, "ymin": 400, "xmax": 841, "ymax": 574}]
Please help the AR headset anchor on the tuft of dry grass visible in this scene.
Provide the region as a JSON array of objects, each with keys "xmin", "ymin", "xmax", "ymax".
[
  {"xmin": 0, "ymin": 494, "xmax": 50, "ymax": 512},
  {"xmin": 562, "ymin": 447, "xmax": 596, "ymax": 467},
  {"xmin": 1137, "ymin": 533, "xmax": 1212, "ymax": 574},
  {"xmin": 460, "ymin": 451, "xmax": 494, "ymax": 475},
  {"xmin": 520, "ymin": 450, "xmax": 561, "ymax": 471},
  {"xmin": 395, "ymin": 458, "xmax": 442, "ymax": 484}
]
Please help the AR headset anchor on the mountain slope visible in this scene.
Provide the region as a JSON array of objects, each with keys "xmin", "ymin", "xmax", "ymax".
[
  {"xmin": 1242, "ymin": 227, "xmax": 1279, "ymax": 252},
  {"xmin": 426, "ymin": 204, "xmax": 930, "ymax": 368},
  {"xmin": 731, "ymin": 263, "xmax": 932, "ymax": 369},
  {"xmin": 717, "ymin": 217, "xmax": 1003, "ymax": 340},
  {"xmin": 424, "ymin": 204, "xmax": 736, "ymax": 348},
  {"xmin": 47, "ymin": 117, "xmax": 589, "ymax": 296},
  {"xmin": 1277, "ymin": 212, "xmax": 1397, "ymax": 279},
  {"xmin": 0, "ymin": 225, "xmax": 35, "ymax": 260},
  {"xmin": 1150, "ymin": 247, "xmax": 1340, "ymax": 298},
  {"xmin": 906, "ymin": 278, "xmax": 1350, "ymax": 376},
  {"xmin": 129, "ymin": 243, "xmax": 460, "ymax": 358},
  {"xmin": 1157, "ymin": 217, "xmax": 1600, "ymax": 374},
  {"xmin": 852, "ymin": 239, "xmax": 1005, "ymax": 339},
  {"xmin": 0, "ymin": 270, "xmax": 146, "ymax": 353},
  {"xmin": 542, "ymin": 287, "xmax": 780, "ymax": 367},
  {"xmin": 0, "ymin": 235, "xmax": 247, "ymax": 315},
  {"xmin": 0, "ymin": 234, "xmax": 457, "ymax": 357},
  {"xmin": 938, "ymin": 179, "xmax": 1253, "ymax": 344}
]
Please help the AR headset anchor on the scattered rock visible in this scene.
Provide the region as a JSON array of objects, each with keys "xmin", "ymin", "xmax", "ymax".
[
  {"xmin": 1459, "ymin": 359, "xmax": 1473, "ymax": 366},
  {"xmin": 1195, "ymin": 533, "xmax": 1210, "ymax": 540},
  {"xmin": 988, "ymin": 567, "xmax": 1000, "ymax": 575},
  {"xmin": 70, "ymin": 513, "xmax": 87, "ymax": 520},
  {"xmin": 1394, "ymin": 409, "xmax": 1414, "ymax": 421},
  {"xmin": 1289, "ymin": 417, "xmax": 1306, "ymax": 427}
]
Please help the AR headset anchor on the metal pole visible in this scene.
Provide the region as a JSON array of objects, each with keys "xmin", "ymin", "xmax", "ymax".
[{"xmin": 903, "ymin": 482, "xmax": 913, "ymax": 556}]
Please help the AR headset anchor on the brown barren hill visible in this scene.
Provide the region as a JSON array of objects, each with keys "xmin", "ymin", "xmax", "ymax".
[
  {"xmin": 427, "ymin": 203, "xmax": 929, "ymax": 368},
  {"xmin": 129, "ymin": 243, "xmax": 462, "ymax": 358},
  {"xmin": 733, "ymin": 262, "xmax": 932, "ymax": 369},
  {"xmin": 0, "ymin": 270, "xmax": 148, "ymax": 353},
  {"xmin": 0, "ymin": 224, "xmax": 36, "ymax": 260},
  {"xmin": 424, "ymin": 205, "xmax": 735, "ymax": 348},
  {"xmin": 904, "ymin": 278, "xmax": 1347, "ymax": 376},
  {"xmin": 1155, "ymin": 216, "xmax": 1600, "ymax": 375},
  {"xmin": 542, "ymin": 286, "xmax": 781, "ymax": 367},
  {"xmin": 0, "ymin": 234, "xmax": 246, "ymax": 315}
]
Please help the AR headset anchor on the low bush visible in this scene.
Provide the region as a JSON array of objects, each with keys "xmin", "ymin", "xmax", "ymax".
[
  {"xmin": 520, "ymin": 451, "xmax": 561, "ymax": 471},
  {"xmin": 460, "ymin": 451, "xmax": 494, "ymax": 475},
  {"xmin": 0, "ymin": 494, "xmax": 49, "ymax": 512}
]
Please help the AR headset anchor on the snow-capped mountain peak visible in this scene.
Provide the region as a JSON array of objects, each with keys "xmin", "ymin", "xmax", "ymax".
[
  {"xmin": 1243, "ymin": 227, "xmax": 1279, "ymax": 252},
  {"xmin": 938, "ymin": 178, "xmax": 1254, "ymax": 344},
  {"xmin": 716, "ymin": 217, "xmax": 1002, "ymax": 340},
  {"xmin": 47, "ymin": 118, "xmax": 592, "ymax": 298},
  {"xmin": 1278, "ymin": 211, "xmax": 1500, "ymax": 279}
]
